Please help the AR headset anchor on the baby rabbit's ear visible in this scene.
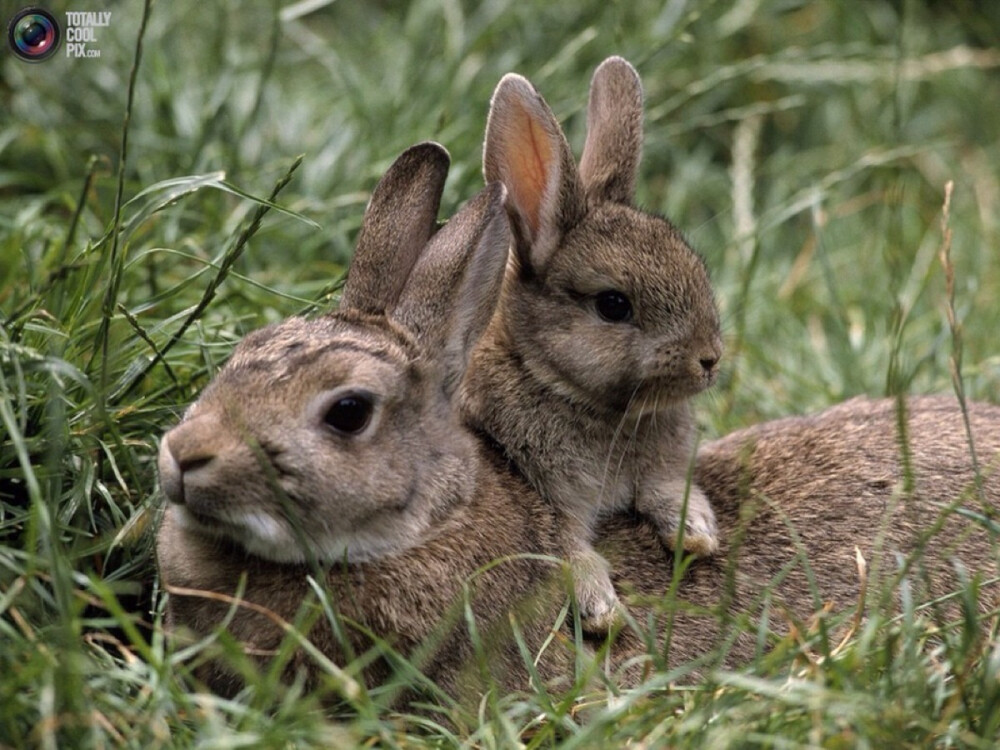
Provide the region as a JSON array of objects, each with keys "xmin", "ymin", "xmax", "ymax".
[
  {"xmin": 392, "ymin": 182, "xmax": 510, "ymax": 394},
  {"xmin": 578, "ymin": 56, "xmax": 643, "ymax": 205},
  {"xmin": 340, "ymin": 142, "xmax": 450, "ymax": 315},
  {"xmin": 483, "ymin": 74, "xmax": 585, "ymax": 274}
]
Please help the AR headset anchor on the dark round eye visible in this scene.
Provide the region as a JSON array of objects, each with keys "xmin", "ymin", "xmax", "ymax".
[
  {"xmin": 594, "ymin": 290, "xmax": 633, "ymax": 323},
  {"xmin": 323, "ymin": 394, "xmax": 373, "ymax": 435}
]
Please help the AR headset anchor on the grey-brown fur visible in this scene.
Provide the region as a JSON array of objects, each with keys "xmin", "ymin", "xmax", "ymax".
[{"xmin": 460, "ymin": 57, "xmax": 723, "ymax": 631}]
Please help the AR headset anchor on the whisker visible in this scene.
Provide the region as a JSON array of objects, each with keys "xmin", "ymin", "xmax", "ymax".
[{"xmin": 597, "ymin": 382, "xmax": 644, "ymax": 513}]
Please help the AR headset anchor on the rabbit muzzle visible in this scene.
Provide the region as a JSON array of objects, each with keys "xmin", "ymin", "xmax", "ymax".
[
  {"xmin": 157, "ymin": 414, "xmax": 298, "ymax": 555},
  {"xmin": 158, "ymin": 414, "xmax": 239, "ymax": 508}
]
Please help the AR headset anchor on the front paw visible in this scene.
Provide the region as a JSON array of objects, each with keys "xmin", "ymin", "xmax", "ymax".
[
  {"xmin": 664, "ymin": 500, "xmax": 718, "ymax": 558},
  {"xmin": 570, "ymin": 551, "xmax": 623, "ymax": 634}
]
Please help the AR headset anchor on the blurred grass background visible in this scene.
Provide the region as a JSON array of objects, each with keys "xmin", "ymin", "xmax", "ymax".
[{"xmin": 1, "ymin": 0, "xmax": 999, "ymax": 745}]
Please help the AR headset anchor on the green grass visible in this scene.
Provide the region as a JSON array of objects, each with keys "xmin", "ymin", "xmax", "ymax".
[{"xmin": 2, "ymin": 0, "xmax": 999, "ymax": 745}]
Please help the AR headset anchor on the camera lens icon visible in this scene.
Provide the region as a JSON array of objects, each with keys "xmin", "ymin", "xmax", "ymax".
[{"xmin": 8, "ymin": 7, "xmax": 61, "ymax": 62}]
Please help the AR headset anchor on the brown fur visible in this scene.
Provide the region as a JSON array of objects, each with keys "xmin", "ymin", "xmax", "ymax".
[
  {"xmin": 159, "ymin": 393, "xmax": 1000, "ymax": 702},
  {"xmin": 156, "ymin": 442, "xmax": 565, "ymax": 703},
  {"xmin": 607, "ymin": 395, "xmax": 1000, "ymax": 679}
]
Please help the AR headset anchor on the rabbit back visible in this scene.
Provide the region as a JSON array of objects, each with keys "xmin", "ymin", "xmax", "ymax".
[{"xmin": 603, "ymin": 395, "xmax": 1000, "ymax": 680}]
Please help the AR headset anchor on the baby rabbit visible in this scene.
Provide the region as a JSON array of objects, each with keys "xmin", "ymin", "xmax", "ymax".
[
  {"xmin": 157, "ymin": 143, "xmax": 568, "ymax": 702},
  {"xmin": 461, "ymin": 56, "xmax": 723, "ymax": 631}
]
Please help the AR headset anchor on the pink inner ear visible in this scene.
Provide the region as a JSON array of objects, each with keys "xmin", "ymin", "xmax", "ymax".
[{"xmin": 505, "ymin": 101, "xmax": 554, "ymax": 241}]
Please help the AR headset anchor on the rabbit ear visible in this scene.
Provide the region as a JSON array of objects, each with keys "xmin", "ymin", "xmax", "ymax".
[
  {"xmin": 340, "ymin": 142, "xmax": 450, "ymax": 315},
  {"xmin": 578, "ymin": 56, "xmax": 643, "ymax": 205},
  {"xmin": 483, "ymin": 73, "xmax": 585, "ymax": 274},
  {"xmin": 392, "ymin": 182, "xmax": 510, "ymax": 394}
]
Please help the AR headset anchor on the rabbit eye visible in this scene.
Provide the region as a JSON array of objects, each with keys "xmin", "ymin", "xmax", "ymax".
[
  {"xmin": 323, "ymin": 394, "xmax": 373, "ymax": 435},
  {"xmin": 594, "ymin": 290, "xmax": 633, "ymax": 323}
]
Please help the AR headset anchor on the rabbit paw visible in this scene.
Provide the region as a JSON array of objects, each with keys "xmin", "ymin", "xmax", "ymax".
[
  {"xmin": 571, "ymin": 549, "xmax": 623, "ymax": 634},
  {"xmin": 664, "ymin": 500, "xmax": 718, "ymax": 558},
  {"xmin": 638, "ymin": 481, "xmax": 720, "ymax": 559},
  {"xmin": 675, "ymin": 514, "xmax": 719, "ymax": 557}
]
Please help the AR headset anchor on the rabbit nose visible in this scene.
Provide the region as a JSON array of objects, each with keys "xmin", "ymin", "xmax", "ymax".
[
  {"xmin": 158, "ymin": 417, "xmax": 220, "ymax": 504},
  {"xmin": 175, "ymin": 449, "xmax": 214, "ymax": 475},
  {"xmin": 158, "ymin": 438, "xmax": 185, "ymax": 505},
  {"xmin": 699, "ymin": 336, "xmax": 723, "ymax": 375}
]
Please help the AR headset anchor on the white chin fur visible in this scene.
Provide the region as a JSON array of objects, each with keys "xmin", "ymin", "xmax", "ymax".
[
  {"xmin": 174, "ymin": 506, "xmax": 423, "ymax": 565},
  {"xmin": 175, "ymin": 506, "xmax": 302, "ymax": 563},
  {"xmin": 239, "ymin": 512, "xmax": 290, "ymax": 548}
]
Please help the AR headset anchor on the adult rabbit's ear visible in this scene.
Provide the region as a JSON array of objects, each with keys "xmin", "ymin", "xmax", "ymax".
[
  {"xmin": 340, "ymin": 142, "xmax": 450, "ymax": 315},
  {"xmin": 392, "ymin": 182, "xmax": 510, "ymax": 396}
]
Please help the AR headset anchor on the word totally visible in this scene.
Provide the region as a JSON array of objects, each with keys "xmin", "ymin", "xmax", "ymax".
[{"xmin": 64, "ymin": 11, "xmax": 111, "ymax": 27}]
